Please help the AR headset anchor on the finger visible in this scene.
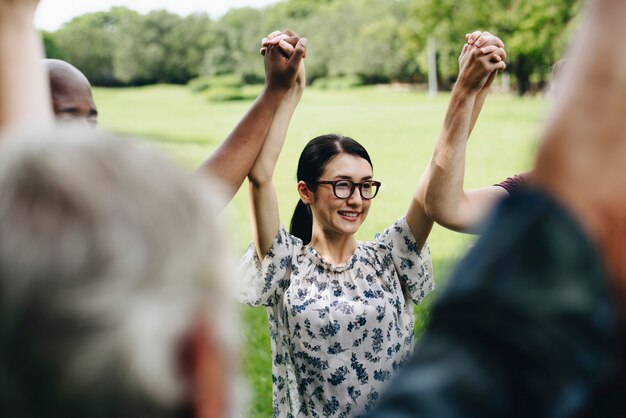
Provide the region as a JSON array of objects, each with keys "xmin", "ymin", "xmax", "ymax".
[
  {"xmin": 459, "ymin": 43, "xmax": 469, "ymax": 60},
  {"xmin": 265, "ymin": 33, "xmax": 291, "ymax": 46},
  {"xmin": 492, "ymin": 46, "xmax": 507, "ymax": 62},
  {"xmin": 266, "ymin": 30, "xmax": 283, "ymax": 40},
  {"xmin": 260, "ymin": 46, "xmax": 267, "ymax": 56},
  {"xmin": 467, "ymin": 30, "xmax": 482, "ymax": 45},
  {"xmin": 280, "ymin": 35, "xmax": 300, "ymax": 48},
  {"xmin": 277, "ymin": 39, "xmax": 296, "ymax": 57},
  {"xmin": 477, "ymin": 33, "xmax": 505, "ymax": 49},
  {"xmin": 474, "ymin": 31, "xmax": 494, "ymax": 47},
  {"xmin": 479, "ymin": 45, "xmax": 499, "ymax": 55},
  {"xmin": 288, "ymin": 37, "xmax": 307, "ymax": 70},
  {"xmin": 480, "ymin": 45, "xmax": 507, "ymax": 63},
  {"xmin": 282, "ymin": 28, "xmax": 297, "ymax": 37}
]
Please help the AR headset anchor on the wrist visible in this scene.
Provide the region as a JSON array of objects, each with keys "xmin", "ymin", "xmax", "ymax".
[
  {"xmin": 454, "ymin": 71, "xmax": 484, "ymax": 95},
  {"xmin": 0, "ymin": 4, "xmax": 37, "ymax": 21},
  {"xmin": 260, "ymin": 83, "xmax": 288, "ymax": 104},
  {"xmin": 451, "ymin": 82, "xmax": 478, "ymax": 103}
]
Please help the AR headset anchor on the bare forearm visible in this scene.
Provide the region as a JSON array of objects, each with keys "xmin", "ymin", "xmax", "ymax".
[
  {"xmin": 249, "ymin": 181, "xmax": 280, "ymax": 260},
  {"xmin": 247, "ymin": 87, "xmax": 302, "ymax": 258},
  {"xmin": 0, "ymin": 3, "xmax": 52, "ymax": 131},
  {"xmin": 469, "ymin": 83, "xmax": 489, "ymax": 136},
  {"xmin": 406, "ymin": 170, "xmax": 434, "ymax": 250},
  {"xmin": 196, "ymin": 86, "xmax": 288, "ymax": 206},
  {"xmin": 424, "ymin": 86, "xmax": 477, "ymax": 227},
  {"xmin": 248, "ymin": 88, "xmax": 301, "ymax": 184}
]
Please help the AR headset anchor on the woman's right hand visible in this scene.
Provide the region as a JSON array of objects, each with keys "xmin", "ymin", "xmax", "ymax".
[
  {"xmin": 457, "ymin": 31, "xmax": 506, "ymax": 94},
  {"xmin": 261, "ymin": 30, "xmax": 307, "ymax": 95}
]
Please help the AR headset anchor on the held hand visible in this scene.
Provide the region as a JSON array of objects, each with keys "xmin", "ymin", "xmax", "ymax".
[
  {"xmin": 260, "ymin": 29, "xmax": 307, "ymax": 93},
  {"xmin": 457, "ymin": 31, "xmax": 506, "ymax": 93}
]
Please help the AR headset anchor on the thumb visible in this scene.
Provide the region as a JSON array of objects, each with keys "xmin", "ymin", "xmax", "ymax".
[{"xmin": 289, "ymin": 37, "xmax": 307, "ymax": 69}]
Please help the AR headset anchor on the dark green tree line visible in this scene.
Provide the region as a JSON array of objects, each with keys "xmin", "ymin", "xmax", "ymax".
[{"xmin": 42, "ymin": 0, "xmax": 581, "ymax": 94}]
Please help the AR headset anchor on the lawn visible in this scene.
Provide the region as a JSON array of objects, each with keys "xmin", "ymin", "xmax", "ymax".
[{"xmin": 94, "ymin": 84, "xmax": 545, "ymax": 417}]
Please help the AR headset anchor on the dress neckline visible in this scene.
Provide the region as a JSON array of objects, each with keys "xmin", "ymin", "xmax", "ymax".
[{"xmin": 304, "ymin": 243, "xmax": 363, "ymax": 273}]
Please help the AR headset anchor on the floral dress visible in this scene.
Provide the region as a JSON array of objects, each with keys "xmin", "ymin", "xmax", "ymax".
[{"xmin": 238, "ymin": 218, "xmax": 434, "ymax": 417}]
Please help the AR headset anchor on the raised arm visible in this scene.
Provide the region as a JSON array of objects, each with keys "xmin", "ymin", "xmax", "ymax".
[
  {"xmin": 195, "ymin": 31, "xmax": 305, "ymax": 210},
  {"xmin": 248, "ymin": 36, "xmax": 307, "ymax": 260},
  {"xmin": 423, "ymin": 32, "xmax": 507, "ymax": 233},
  {"xmin": 0, "ymin": 0, "xmax": 53, "ymax": 131},
  {"xmin": 534, "ymin": 0, "xmax": 626, "ymax": 299}
]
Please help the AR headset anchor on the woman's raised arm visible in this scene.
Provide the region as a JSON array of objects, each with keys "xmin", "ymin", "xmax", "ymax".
[{"xmin": 248, "ymin": 35, "xmax": 307, "ymax": 260}]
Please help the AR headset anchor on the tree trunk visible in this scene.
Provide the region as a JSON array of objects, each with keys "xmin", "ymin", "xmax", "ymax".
[{"xmin": 514, "ymin": 54, "xmax": 530, "ymax": 96}]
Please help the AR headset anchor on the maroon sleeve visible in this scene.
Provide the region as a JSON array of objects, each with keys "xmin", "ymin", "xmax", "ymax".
[{"xmin": 495, "ymin": 172, "xmax": 532, "ymax": 195}]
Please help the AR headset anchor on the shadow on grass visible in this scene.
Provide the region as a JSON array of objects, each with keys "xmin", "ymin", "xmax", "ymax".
[{"xmin": 122, "ymin": 132, "xmax": 221, "ymax": 147}]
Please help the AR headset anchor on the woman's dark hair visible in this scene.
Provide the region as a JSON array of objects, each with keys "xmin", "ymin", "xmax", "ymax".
[{"xmin": 290, "ymin": 134, "xmax": 373, "ymax": 245}]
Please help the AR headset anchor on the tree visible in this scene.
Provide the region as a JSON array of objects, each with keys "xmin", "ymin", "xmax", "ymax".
[
  {"xmin": 201, "ymin": 8, "xmax": 265, "ymax": 83},
  {"xmin": 404, "ymin": 0, "xmax": 581, "ymax": 94},
  {"xmin": 114, "ymin": 10, "xmax": 213, "ymax": 84},
  {"xmin": 54, "ymin": 7, "xmax": 138, "ymax": 86},
  {"xmin": 41, "ymin": 31, "xmax": 64, "ymax": 60}
]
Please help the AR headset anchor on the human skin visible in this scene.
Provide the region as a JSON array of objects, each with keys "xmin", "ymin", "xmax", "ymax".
[
  {"xmin": 533, "ymin": 0, "xmax": 626, "ymax": 313},
  {"xmin": 423, "ymin": 32, "xmax": 508, "ymax": 233},
  {"xmin": 0, "ymin": 0, "xmax": 53, "ymax": 130},
  {"xmin": 47, "ymin": 59, "xmax": 99, "ymax": 128}
]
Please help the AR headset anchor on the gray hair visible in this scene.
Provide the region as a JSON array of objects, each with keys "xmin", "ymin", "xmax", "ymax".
[{"xmin": 0, "ymin": 127, "xmax": 240, "ymax": 417}]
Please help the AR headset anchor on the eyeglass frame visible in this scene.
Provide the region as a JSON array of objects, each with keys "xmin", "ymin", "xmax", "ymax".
[{"xmin": 312, "ymin": 179, "xmax": 382, "ymax": 200}]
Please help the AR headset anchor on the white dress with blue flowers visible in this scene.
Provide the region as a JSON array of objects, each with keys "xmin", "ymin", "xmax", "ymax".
[{"xmin": 238, "ymin": 218, "xmax": 434, "ymax": 417}]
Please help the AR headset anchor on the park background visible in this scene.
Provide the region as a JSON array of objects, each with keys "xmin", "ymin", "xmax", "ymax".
[{"xmin": 43, "ymin": 0, "xmax": 575, "ymax": 415}]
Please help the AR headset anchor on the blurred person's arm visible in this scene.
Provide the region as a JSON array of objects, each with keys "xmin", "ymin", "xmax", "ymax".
[
  {"xmin": 423, "ymin": 32, "xmax": 507, "ymax": 234},
  {"xmin": 371, "ymin": 2, "xmax": 626, "ymax": 416},
  {"xmin": 534, "ymin": 0, "xmax": 626, "ymax": 308},
  {"xmin": 0, "ymin": 0, "xmax": 53, "ymax": 131},
  {"xmin": 196, "ymin": 31, "xmax": 305, "ymax": 210},
  {"xmin": 248, "ymin": 36, "xmax": 306, "ymax": 260},
  {"xmin": 371, "ymin": 189, "xmax": 615, "ymax": 418}
]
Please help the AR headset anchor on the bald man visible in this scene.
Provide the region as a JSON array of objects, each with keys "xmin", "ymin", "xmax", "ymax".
[{"xmin": 46, "ymin": 59, "xmax": 98, "ymax": 128}]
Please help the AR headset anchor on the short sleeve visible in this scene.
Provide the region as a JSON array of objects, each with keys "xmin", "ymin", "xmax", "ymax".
[
  {"xmin": 237, "ymin": 225, "xmax": 300, "ymax": 307},
  {"xmin": 495, "ymin": 172, "xmax": 532, "ymax": 195},
  {"xmin": 375, "ymin": 217, "xmax": 435, "ymax": 304}
]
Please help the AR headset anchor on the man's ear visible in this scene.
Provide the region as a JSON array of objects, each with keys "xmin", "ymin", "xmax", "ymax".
[
  {"xmin": 297, "ymin": 181, "xmax": 313, "ymax": 205},
  {"xmin": 178, "ymin": 316, "xmax": 229, "ymax": 418}
]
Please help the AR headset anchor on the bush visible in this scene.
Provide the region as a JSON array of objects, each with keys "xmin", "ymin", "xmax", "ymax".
[
  {"xmin": 311, "ymin": 76, "xmax": 363, "ymax": 90},
  {"xmin": 187, "ymin": 74, "xmax": 245, "ymax": 93}
]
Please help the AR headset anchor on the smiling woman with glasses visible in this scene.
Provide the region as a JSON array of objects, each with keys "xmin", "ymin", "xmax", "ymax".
[{"xmin": 238, "ymin": 33, "xmax": 434, "ymax": 418}]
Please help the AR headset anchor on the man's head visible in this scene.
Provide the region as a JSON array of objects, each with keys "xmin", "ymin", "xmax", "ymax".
[
  {"xmin": 46, "ymin": 59, "xmax": 98, "ymax": 128},
  {"xmin": 0, "ymin": 128, "xmax": 240, "ymax": 417}
]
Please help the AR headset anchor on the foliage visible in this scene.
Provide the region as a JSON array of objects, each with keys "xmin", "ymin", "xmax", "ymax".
[
  {"xmin": 52, "ymin": 7, "xmax": 138, "ymax": 86},
  {"xmin": 200, "ymin": 8, "xmax": 265, "ymax": 83},
  {"xmin": 43, "ymin": 0, "xmax": 583, "ymax": 93},
  {"xmin": 113, "ymin": 10, "xmax": 213, "ymax": 84},
  {"xmin": 404, "ymin": 0, "xmax": 582, "ymax": 94},
  {"xmin": 41, "ymin": 31, "xmax": 64, "ymax": 60}
]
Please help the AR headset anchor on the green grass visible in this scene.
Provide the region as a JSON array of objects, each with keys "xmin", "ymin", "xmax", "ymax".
[{"xmin": 94, "ymin": 84, "xmax": 545, "ymax": 417}]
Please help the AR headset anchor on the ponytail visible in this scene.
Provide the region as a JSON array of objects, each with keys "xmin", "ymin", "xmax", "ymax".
[{"xmin": 290, "ymin": 199, "xmax": 312, "ymax": 245}]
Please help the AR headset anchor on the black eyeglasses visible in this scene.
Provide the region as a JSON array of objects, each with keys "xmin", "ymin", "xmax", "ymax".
[{"xmin": 314, "ymin": 180, "xmax": 382, "ymax": 200}]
